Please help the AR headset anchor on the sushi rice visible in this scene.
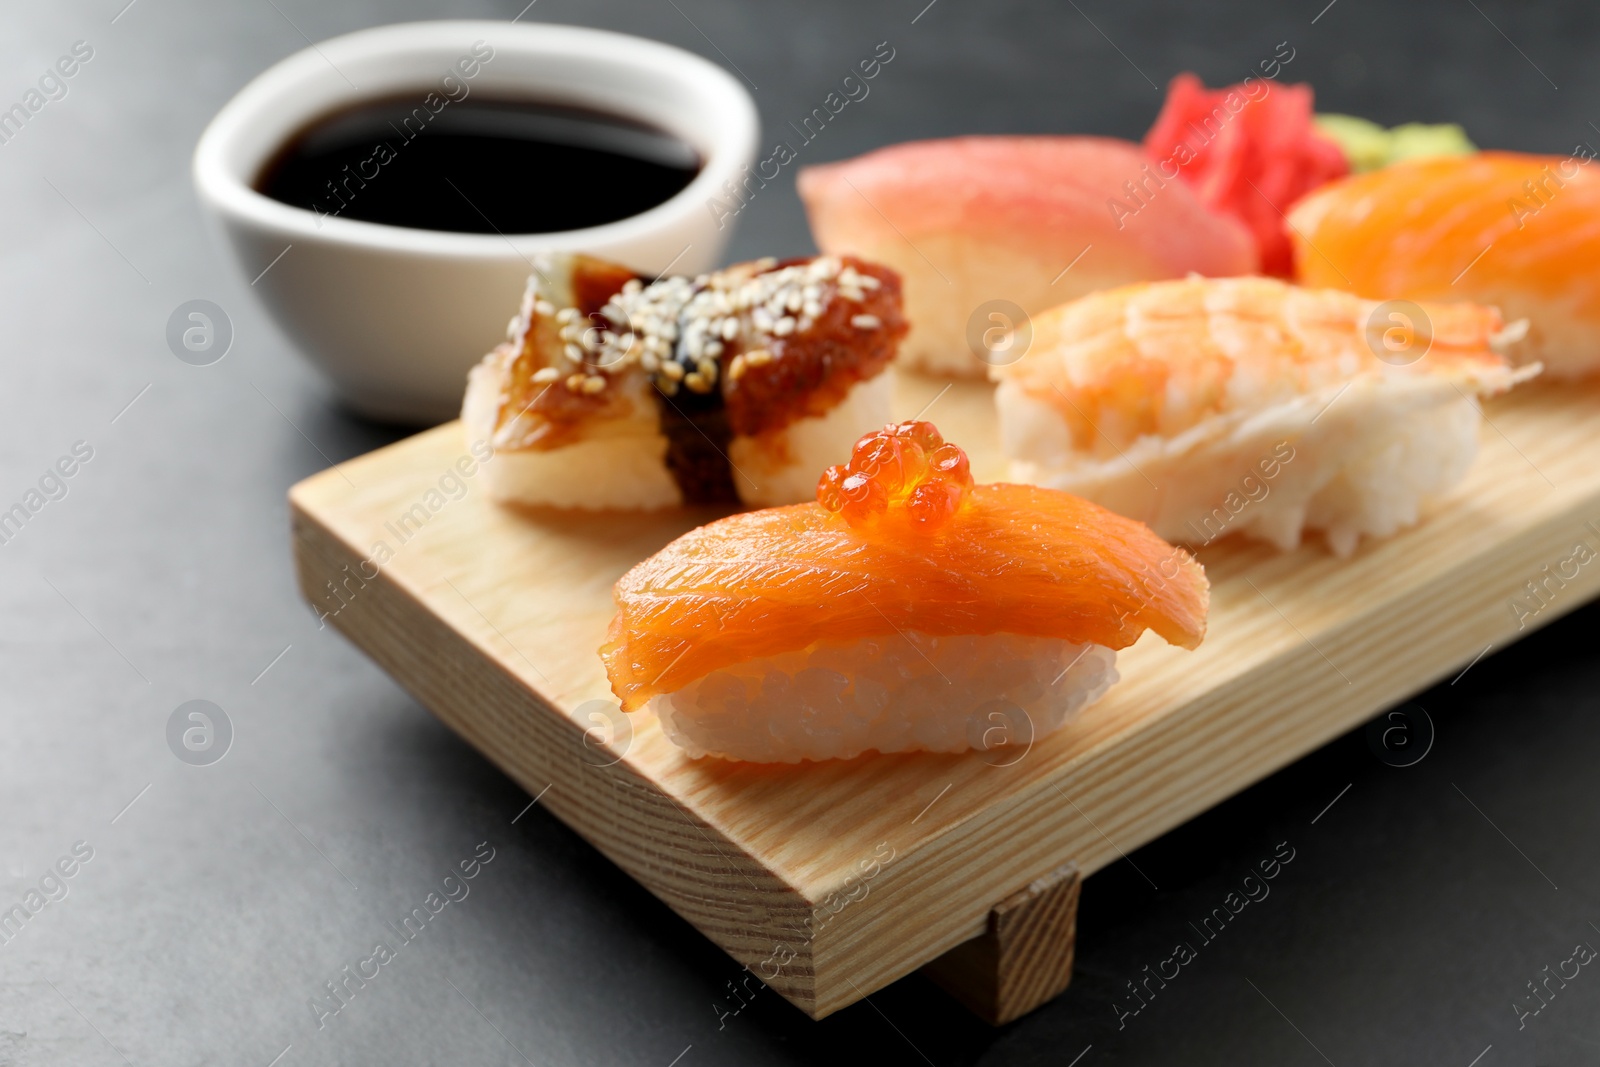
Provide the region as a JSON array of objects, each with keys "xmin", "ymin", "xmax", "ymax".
[
  {"xmin": 652, "ymin": 632, "xmax": 1119, "ymax": 763},
  {"xmin": 1001, "ymin": 373, "xmax": 1498, "ymax": 557},
  {"xmin": 466, "ymin": 357, "xmax": 892, "ymax": 511}
]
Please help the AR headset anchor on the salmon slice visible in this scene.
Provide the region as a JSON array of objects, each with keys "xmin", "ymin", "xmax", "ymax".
[
  {"xmin": 1287, "ymin": 152, "xmax": 1600, "ymax": 378},
  {"xmin": 602, "ymin": 423, "xmax": 1208, "ymax": 712}
]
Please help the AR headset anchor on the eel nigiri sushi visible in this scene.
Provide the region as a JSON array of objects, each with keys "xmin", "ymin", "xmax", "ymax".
[
  {"xmin": 991, "ymin": 276, "xmax": 1538, "ymax": 557},
  {"xmin": 798, "ymin": 137, "xmax": 1258, "ymax": 378},
  {"xmin": 601, "ymin": 421, "xmax": 1209, "ymax": 763},
  {"xmin": 1288, "ymin": 152, "xmax": 1600, "ymax": 379},
  {"xmin": 463, "ymin": 252, "xmax": 907, "ymax": 509}
]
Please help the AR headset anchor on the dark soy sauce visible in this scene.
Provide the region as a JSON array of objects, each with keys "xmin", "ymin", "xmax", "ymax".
[{"xmin": 256, "ymin": 97, "xmax": 701, "ymax": 234}]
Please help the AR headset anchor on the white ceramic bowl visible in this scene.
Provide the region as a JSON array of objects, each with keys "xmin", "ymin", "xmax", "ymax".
[{"xmin": 194, "ymin": 20, "xmax": 759, "ymax": 423}]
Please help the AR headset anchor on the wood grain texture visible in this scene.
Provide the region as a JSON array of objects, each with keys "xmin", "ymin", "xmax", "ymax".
[
  {"xmin": 289, "ymin": 372, "xmax": 1600, "ymax": 1020},
  {"xmin": 921, "ymin": 862, "xmax": 1080, "ymax": 1025}
]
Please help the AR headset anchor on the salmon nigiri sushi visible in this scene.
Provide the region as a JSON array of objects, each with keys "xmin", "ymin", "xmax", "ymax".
[
  {"xmin": 798, "ymin": 137, "xmax": 1258, "ymax": 378},
  {"xmin": 1288, "ymin": 152, "xmax": 1600, "ymax": 379},
  {"xmin": 992, "ymin": 276, "xmax": 1538, "ymax": 556},
  {"xmin": 601, "ymin": 421, "xmax": 1208, "ymax": 763}
]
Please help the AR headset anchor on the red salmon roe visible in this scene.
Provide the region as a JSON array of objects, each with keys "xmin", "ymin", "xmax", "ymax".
[{"xmin": 817, "ymin": 420, "xmax": 975, "ymax": 529}]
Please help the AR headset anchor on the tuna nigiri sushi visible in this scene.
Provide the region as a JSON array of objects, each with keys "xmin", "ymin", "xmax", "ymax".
[
  {"xmin": 601, "ymin": 420, "xmax": 1209, "ymax": 763},
  {"xmin": 798, "ymin": 137, "xmax": 1258, "ymax": 378},
  {"xmin": 1288, "ymin": 152, "xmax": 1600, "ymax": 379},
  {"xmin": 463, "ymin": 252, "xmax": 907, "ymax": 509},
  {"xmin": 991, "ymin": 276, "xmax": 1538, "ymax": 556}
]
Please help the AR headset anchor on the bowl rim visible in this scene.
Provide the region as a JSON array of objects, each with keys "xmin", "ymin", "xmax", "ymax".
[{"xmin": 192, "ymin": 19, "xmax": 758, "ymax": 259}]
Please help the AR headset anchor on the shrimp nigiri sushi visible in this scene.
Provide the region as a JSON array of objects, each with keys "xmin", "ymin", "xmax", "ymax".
[
  {"xmin": 1288, "ymin": 152, "xmax": 1600, "ymax": 379},
  {"xmin": 798, "ymin": 137, "xmax": 1258, "ymax": 378},
  {"xmin": 463, "ymin": 252, "xmax": 907, "ymax": 509},
  {"xmin": 601, "ymin": 421, "xmax": 1209, "ymax": 763},
  {"xmin": 991, "ymin": 276, "xmax": 1538, "ymax": 557}
]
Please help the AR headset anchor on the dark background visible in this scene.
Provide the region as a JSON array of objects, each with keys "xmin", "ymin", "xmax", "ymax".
[{"xmin": 2, "ymin": 1, "xmax": 1598, "ymax": 1064}]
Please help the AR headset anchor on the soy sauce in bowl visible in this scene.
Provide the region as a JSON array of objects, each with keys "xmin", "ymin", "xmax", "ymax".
[{"xmin": 256, "ymin": 97, "xmax": 701, "ymax": 234}]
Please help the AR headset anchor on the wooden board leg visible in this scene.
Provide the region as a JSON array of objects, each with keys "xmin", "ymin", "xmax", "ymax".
[{"xmin": 920, "ymin": 861, "xmax": 1080, "ymax": 1026}]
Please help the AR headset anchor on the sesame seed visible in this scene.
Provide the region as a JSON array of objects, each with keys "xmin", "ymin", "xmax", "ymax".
[
  {"xmin": 532, "ymin": 367, "xmax": 559, "ymax": 383},
  {"xmin": 535, "ymin": 300, "xmax": 557, "ymax": 316},
  {"xmin": 858, "ymin": 274, "xmax": 881, "ymax": 289},
  {"xmin": 851, "ymin": 314, "xmax": 881, "ymax": 330},
  {"xmin": 565, "ymin": 373, "xmax": 587, "ymax": 392},
  {"xmin": 581, "ymin": 375, "xmax": 607, "ymax": 395},
  {"xmin": 528, "ymin": 255, "xmax": 863, "ymax": 396}
]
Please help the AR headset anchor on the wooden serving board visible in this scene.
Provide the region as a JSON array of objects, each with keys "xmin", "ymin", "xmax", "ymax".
[{"xmin": 290, "ymin": 373, "xmax": 1600, "ymax": 1021}]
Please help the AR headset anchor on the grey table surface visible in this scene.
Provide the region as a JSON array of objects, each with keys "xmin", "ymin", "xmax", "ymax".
[{"xmin": 3, "ymin": 0, "xmax": 1598, "ymax": 1064}]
